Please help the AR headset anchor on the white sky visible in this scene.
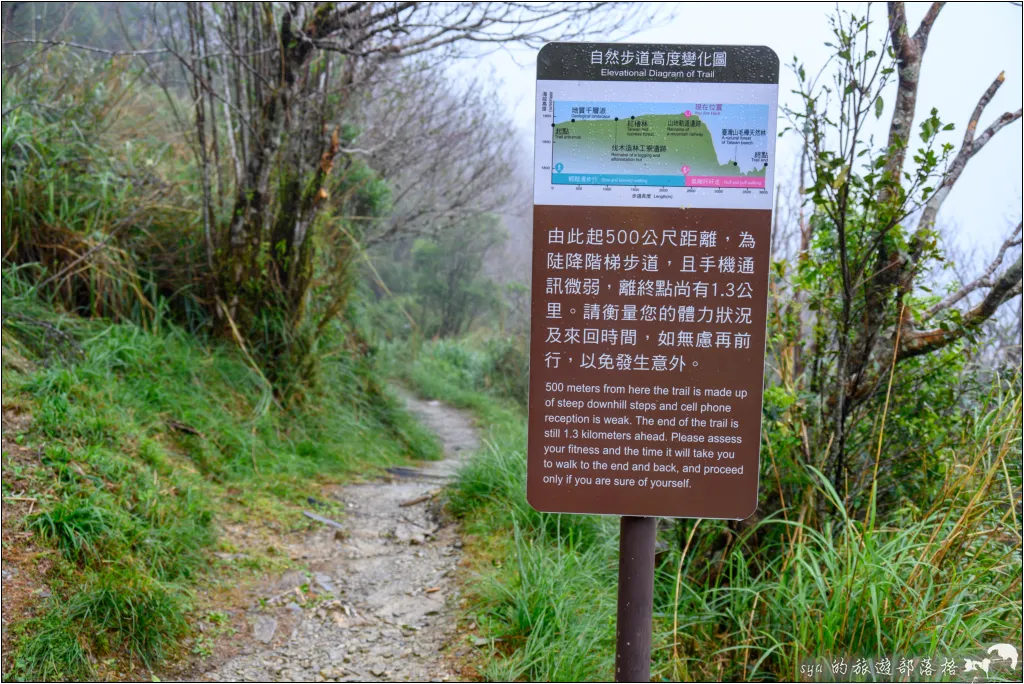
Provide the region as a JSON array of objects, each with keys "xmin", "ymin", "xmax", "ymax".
[{"xmin": 463, "ymin": 2, "xmax": 1023, "ymax": 253}]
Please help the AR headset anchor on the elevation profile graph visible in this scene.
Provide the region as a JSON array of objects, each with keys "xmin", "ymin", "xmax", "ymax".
[{"xmin": 551, "ymin": 101, "xmax": 770, "ymax": 188}]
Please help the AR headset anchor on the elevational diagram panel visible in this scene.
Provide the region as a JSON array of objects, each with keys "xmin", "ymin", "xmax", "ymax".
[{"xmin": 534, "ymin": 44, "xmax": 779, "ymax": 211}]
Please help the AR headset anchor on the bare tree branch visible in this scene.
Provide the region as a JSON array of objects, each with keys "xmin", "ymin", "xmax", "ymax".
[
  {"xmin": 2, "ymin": 37, "xmax": 169, "ymax": 56},
  {"xmin": 925, "ymin": 223, "xmax": 1023, "ymax": 318},
  {"xmin": 1, "ymin": 37, "xmax": 276, "ymax": 62},
  {"xmin": 916, "ymin": 72, "xmax": 1022, "ymax": 233},
  {"xmin": 900, "ymin": 252, "xmax": 1023, "ymax": 359}
]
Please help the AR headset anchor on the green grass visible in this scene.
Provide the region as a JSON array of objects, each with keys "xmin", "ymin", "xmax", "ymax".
[
  {"xmin": 395, "ymin": 338, "xmax": 1023, "ymax": 682},
  {"xmin": 660, "ymin": 464, "xmax": 1023, "ymax": 681},
  {"xmin": 7, "ymin": 609, "xmax": 94, "ymax": 682},
  {"xmin": 1, "ymin": 272, "xmax": 441, "ymax": 681}
]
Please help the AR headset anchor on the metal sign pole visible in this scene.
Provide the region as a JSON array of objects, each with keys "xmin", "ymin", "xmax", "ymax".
[{"xmin": 615, "ymin": 515, "xmax": 657, "ymax": 682}]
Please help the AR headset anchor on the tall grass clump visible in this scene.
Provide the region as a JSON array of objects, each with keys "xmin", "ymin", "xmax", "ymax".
[
  {"xmin": 661, "ymin": 397, "xmax": 1022, "ymax": 681},
  {"xmin": 2, "ymin": 57, "xmax": 202, "ymax": 329},
  {"xmin": 480, "ymin": 336, "xmax": 530, "ymax": 406},
  {"xmin": 389, "ymin": 334, "xmax": 530, "ymax": 407},
  {"xmin": 399, "ymin": 338, "xmax": 1022, "ymax": 682}
]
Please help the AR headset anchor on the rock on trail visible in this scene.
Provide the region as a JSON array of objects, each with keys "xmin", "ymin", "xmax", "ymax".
[{"xmin": 204, "ymin": 388, "xmax": 478, "ymax": 682}]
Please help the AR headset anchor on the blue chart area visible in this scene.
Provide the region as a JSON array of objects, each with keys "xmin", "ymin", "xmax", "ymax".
[{"xmin": 551, "ymin": 101, "xmax": 770, "ymax": 188}]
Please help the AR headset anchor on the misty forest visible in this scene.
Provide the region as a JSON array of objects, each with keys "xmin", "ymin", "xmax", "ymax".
[{"xmin": 1, "ymin": 2, "xmax": 1021, "ymax": 682}]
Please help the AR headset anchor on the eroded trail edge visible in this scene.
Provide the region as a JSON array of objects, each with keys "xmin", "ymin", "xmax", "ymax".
[{"xmin": 205, "ymin": 388, "xmax": 478, "ymax": 682}]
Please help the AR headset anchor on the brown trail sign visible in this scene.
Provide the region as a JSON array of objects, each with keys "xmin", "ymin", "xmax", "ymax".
[{"xmin": 528, "ymin": 42, "xmax": 779, "ymax": 681}]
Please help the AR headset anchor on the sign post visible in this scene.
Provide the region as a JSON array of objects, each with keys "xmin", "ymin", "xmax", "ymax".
[
  {"xmin": 529, "ymin": 42, "xmax": 780, "ymax": 681},
  {"xmin": 615, "ymin": 515, "xmax": 656, "ymax": 682}
]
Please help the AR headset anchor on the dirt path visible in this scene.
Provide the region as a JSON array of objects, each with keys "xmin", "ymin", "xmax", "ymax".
[{"xmin": 203, "ymin": 388, "xmax": 478, "ymax": 682}]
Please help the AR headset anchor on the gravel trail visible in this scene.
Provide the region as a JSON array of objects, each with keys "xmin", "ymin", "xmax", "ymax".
[{"xmin": 203, "ymin": 388, "xmax": 478, "ymax": 682}]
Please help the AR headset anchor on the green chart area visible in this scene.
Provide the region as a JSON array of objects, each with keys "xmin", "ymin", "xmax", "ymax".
[{"xmin": 551, "ymin": 103, "xmax": 770, "ymax": 188}]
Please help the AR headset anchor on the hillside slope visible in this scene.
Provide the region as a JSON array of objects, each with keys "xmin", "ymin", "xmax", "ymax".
[{"xmin": 0, "ymin": 278, "xmax": 440, "ymax": 681}]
